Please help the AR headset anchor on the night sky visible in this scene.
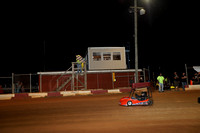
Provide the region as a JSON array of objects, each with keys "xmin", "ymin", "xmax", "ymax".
[{"xmin": 1, "ymin": 0, "xmax": 199, "ymax": 76}]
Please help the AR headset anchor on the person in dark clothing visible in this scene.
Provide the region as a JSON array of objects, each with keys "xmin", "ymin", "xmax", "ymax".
[
  {"xmin": 181, "ymin": 72, "xmax": 187, "ymax": 91},
  {"xmin": 15, "ymin": 81, "xmax": 22, "ymax": 93},
  {"xmin": 173, "ymin": 72, "xmax": 180, "ymax": 91}
]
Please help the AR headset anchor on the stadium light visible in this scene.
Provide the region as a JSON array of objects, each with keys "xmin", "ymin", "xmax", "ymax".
[{"xmin": 129, "ymin": 0, "xmax": 146, "ymax": 83}]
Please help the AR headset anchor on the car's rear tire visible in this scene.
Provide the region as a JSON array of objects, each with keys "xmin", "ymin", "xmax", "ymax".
[
  {"xmin": 148, "ymin": 100, "xmax": 153, "ymax": 105},
  {"xmin": 127, "ymin": 101, "xmax": 132, "ymax": 106}
]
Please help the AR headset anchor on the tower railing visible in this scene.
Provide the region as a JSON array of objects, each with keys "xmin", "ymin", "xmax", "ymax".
[{"xmin": 56, "ymin": 62, "xmax": 87, "ymax": 91}]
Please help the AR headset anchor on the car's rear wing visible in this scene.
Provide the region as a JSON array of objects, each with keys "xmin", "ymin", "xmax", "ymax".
[
  {"xmin": 130, "ymin": 82, "xmax": 152, "ymax": 98},
  {"xmin": 132, "ymin": 82, "xmax": 150, "ymax": 89}
]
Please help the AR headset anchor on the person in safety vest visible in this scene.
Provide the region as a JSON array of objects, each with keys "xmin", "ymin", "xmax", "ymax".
[
  {"xmin": 157, "ymin": 73, "xmax": 165, "ymax": 92},
  {"xmin": 76, "ymin": 55, "xmax": 84, "ymax": 73}
]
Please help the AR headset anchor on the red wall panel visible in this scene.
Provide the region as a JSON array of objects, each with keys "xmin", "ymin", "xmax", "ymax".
[
  {"xmin": 87, "ymin": 74, "xmax": 98, "ymax": 89},
  {"xmin": 98, "ymin": 73, "xmax": 113, "ymax": 89},
  {"xmin": 40, "ymin": 71, "xmax": 136, "ymax": 92}
]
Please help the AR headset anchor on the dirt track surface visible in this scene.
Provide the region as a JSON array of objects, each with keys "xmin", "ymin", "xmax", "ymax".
[{"xmin": 0, "ymin": 90, "xmax": 200, "ymax": 133}]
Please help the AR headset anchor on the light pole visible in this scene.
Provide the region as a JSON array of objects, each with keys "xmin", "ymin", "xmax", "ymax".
[
  {"xmin": 134, "ymin": 0, "xmax": 138, "ymax": 83},
  {"xmin": 129, "ymin": 0, "xmax": 145, "ymax": 83}
]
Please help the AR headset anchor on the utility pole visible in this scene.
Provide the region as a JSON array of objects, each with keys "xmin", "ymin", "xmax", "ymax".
[
  {"xmin": 130, "ymin": 0, "xmax": 146, "ymax": 83},
  {"xmin": 134, "ymin": 0, "xmax": 138, "ymax": 83}
]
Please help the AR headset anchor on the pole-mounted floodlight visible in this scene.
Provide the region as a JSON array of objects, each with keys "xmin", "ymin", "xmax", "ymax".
[
  {"xmin": 129, "ymin": 0, "xmax": 146, "ymax": 83},
  {"xmin": 140, "ymin": 8, "xmax": 146, "ymax": 15}
]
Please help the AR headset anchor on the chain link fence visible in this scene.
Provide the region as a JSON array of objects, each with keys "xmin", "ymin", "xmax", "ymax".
[{"xmin": 0, "ymin": 73, "xmax": 39, "ymax": 94}]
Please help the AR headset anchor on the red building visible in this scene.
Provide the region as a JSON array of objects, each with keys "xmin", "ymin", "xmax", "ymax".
[{"xmin": 37, "ymin": 69, "xmax": 142, "ymax": 92}]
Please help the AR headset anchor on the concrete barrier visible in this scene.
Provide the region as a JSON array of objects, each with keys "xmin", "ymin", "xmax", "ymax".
[
  {"xmin": 60, "ymin": 91, "xmax": 76, "ymax": 96},
  {"xmin": 29, "ymin": 93, "xmax": 48, "ymax": 98},
  {"xmin": 47, "ymin": 92, "xmax": 63, "ymax": 97},
  {"xmin": 12, "ymin": 93, "xmax": 31, "ymax": 100},
  {"xmin": 187, "ymin": 85, "xmax": 200, "ymax": 90},
  {"xmin": 108, "ymin": 89, "xmax": 121, "ymax": 94},
  {"xmin": 119, "ymin": 88, "xmax": 131, "ymax": 93},
  {"xmin": 0, "ymin": 87, "xmax": 181, "ymax": 100},
  {"xmin": 75, "ymin": 90, "xmax": 92, "ymax": 95},
  {"xmin": 0, "ymin": 94, "xmax": 14, "ymax": 100},
  {"xmin": 91, "ymin": 90, "xmax": 108, "ymax": 94}
]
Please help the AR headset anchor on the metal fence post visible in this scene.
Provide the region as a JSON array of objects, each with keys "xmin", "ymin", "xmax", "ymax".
[
  {"xmin": 12, "ymin": 73, "xmax": 14, "ymax": 94},
  {"xmin": 30, "ymin": 73, "xmax": 32, "ymax": 93},
  {"xmin": 84, "ymin": 62, "xmax": 87, "ymax": 90},
  {"xmin": 40, "ymin": 74, "xmax": 42, "ymax": 92},
  {"xmin": 71, "ymin": 62, "xmax": 74, "ymax": 91},
  {"xmin": 185, "ymin": 64, "xmax": 189, "ymax": 85},
  {"xmin": 143, "ymin": 68, "xmax": 146, "ymax": 82}
]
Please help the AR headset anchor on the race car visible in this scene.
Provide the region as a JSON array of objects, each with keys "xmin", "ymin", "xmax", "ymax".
[{"xmin": 119, "ymin": 82, "xmax": 153, "ymax": 106}]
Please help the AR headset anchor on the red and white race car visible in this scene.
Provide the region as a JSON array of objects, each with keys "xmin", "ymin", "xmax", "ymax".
[{"xmin": 119, "ymin": 82, "xmax": 153, "ymax": 106}]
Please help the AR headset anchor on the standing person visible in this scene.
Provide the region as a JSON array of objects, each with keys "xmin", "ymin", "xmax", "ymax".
[
  {"xmin": 81, "ymin": 57, "xmax": 86, "ymax": 72},
  {"xmin": 181, "ymin": 72, "xmax": 187, "ymax": 91},
  {"xmin": 21, "ymin": 82, "xmax": 25, "ymax": 93},
  {"xmin": 192, "ymin": 73, "xmax": 198, "ymax": 84},
  {"xmin": 16, "ymin": 81, "xmax": 22, "ymax": 93},
  {"xmin": 164, "ymin": 76, "xmax": 170, "ymax": 90},
  {"xmin": 157, "ymin": 73, "xmax": 165, "ymax": 92},
  {"xmin": 173, "ymin": 72, "xmax": 180, "ymax": 91},
  {"xmin": 76, "ymin": 55, "xmax": 83, "ymax": 73}
]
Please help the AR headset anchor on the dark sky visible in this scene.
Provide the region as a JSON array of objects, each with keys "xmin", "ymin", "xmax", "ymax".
[{"xmin": 1, "ymin": 0, "xmax": 199, "ymax": 76}]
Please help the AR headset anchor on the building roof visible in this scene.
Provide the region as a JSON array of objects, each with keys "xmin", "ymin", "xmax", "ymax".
[
  {"xmin": 193, "ymin": 66, "xmax": 200, "ymax": 72},
  {"xmin": 88, "ymin": 47, "xmax": 125, "ymax": 50},
  {"xmin": 37, "ymin": 69, "xmax": 142, "ymax": 75}
]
